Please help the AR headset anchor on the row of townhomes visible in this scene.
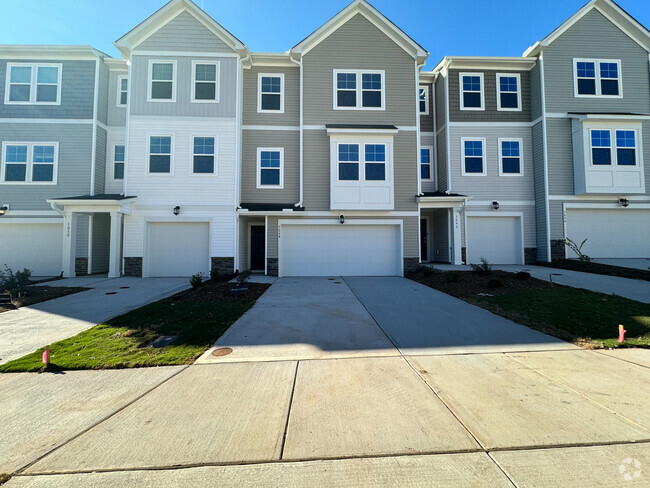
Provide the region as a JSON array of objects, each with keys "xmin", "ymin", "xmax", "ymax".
[{"xmin": 0, "ymin": 0, "xmax": 648, "ymax": 278}]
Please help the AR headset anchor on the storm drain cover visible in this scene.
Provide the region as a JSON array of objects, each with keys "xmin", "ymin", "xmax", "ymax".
[
  {"xmin": 212, "ymin": 347, "xmax": 233, "ymax": 357},
  {"xmin": 105, "ymin": 291, "xmax": 117, "ymax": 295}
]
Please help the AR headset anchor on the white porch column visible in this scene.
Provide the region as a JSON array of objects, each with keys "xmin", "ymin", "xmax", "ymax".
[
  {"xmin": 61, "ymin": 212, "xmax": 77, "ymax": 278},
  {"xmin": 451, "ymin": 208, "xmax": 463, "ymax": 265},
  {"xmin": 108, "ymin": 211, "xmax": 123, "ymax": 278}
]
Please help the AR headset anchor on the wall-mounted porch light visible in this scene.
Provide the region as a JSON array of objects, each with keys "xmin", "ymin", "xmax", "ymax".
[
  {"xmin": 339, "ymin": 214, "xmax": 345, "ymax": 224},
  {"xmin": 0, "ymin": 204, "xmax": 8, "ymax": 216},
  {"xmin": 173, "ymin": 205, "xmax": 181, "ymax": 216},
  {"xmin": 491, "ymin": 201, "xmax": 500, "ymax": 210},
  {"xmin": 619, "ymin": 198, "xmax": 630, "ymax": 208}
]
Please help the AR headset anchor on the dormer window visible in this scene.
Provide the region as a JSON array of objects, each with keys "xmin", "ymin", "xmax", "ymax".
[
  {"xmin": 574, "ymin": 59, "xmax": 621, "ymax": 97},
  {"xmin": 333, "ymin": 70, "xmax": 385, "ymax": 110}
]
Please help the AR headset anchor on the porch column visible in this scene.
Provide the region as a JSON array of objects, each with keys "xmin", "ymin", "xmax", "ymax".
[
  {"xmin": 108, "ymin": 211, "xmax": 122, "ymax": 278},
  {"xmin": 451, "ymin": 208, "xmax": 463, "ymax": 265},
  {"xmin": 61, "ymin": 212, "xmax": 77, "ymax": 278}
]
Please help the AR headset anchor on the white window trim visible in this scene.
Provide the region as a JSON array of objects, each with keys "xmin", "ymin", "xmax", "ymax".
[
  {"xmin": 573, "ymin": 58, "xmax": 623, "ymax": 98},
  {"xmin": 116, "ymin": 75, "xmax": 128, "ymax": 107},
  {"xmin": 419, "ymin": 85, "xmax": 429, "ymax": 115},
  {"xmin": 112, "ymin": 143, "xmax": 125, "ymax": 181},
  {"xmin": 459, "ymin": 72, "xmax": 484, "ymax": 111},
  {"xmin": 0, "ymin": 141, "xmax": 59, "ymax": 185},
  {"xmin": 190, "ymin": 134, "xmax": 218, "ymax": 176},
  {"xmin": 191, "ymin": 60, "xmax": 220, "ymax": 104},
  {"xmin": 147, "ymin": 59, "xmax": 177, "ymax": 103},
  {"xmin": 332, "ymin": 69, "xmax": 386, "ymax": 111},
  {"xmin": 588, "ymin": 127, "xmax": 640, "ymax": 167},
  {"xmin": 256, "ymin": 147, "xmax": 284, "ymax": 189},
  {"xmin": 146, "ymin": 134, "xmax": 174, "ymax": 176},
  {"xmin": 498, "ymin": 138, "xmax": 524, "ymax": 176},
  {"xmin": 460, "ymin": 137, "xmax": 487, "ymax": 176},
  {"xmin": 334, "ymin": 142, "xmax": 391, "ymax": 183},
  {"xmin": 496, "ymin": 73, "xmax": 522, "ymax": 112},
  {"xmin": 257, "ymin": 72, "xmax": 285, "ymax": 113},
  {"xmin": 420, "ymin": 145, "xmax": 434, "ymax": 181},
  {"xmin": 4, "ymin": 63, "xmax": 63, "ymax": 105}
]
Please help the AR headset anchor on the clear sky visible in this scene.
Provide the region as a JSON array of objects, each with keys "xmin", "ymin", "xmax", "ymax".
[{"xmin": 1, "ymin": 0, "xmax": 648, "ymax": 70}]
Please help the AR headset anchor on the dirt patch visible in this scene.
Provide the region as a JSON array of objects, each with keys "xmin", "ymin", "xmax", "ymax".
[
  {"xmin": 0, "ymin": 286, "xmax": 88, "ymax": 313},
  {"xmin": 536, "ymin": 260, "xmax": 650, "ymax": 282},
  {"xmin": 166, "ymin": 279, "xmax": 270, "ymax": 303}
]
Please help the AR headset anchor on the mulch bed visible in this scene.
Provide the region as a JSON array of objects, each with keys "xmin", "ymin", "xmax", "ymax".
[
  {"xmin": 166, "ymin": 279, "xmax": 270, "ymax": 303},
  {"xmin": 536, "ymin": 260, "xmax": 650, "ymax": 282},
  {"xmin": 0, "ymin": 286, "xmax": 88, "ymax": 313}
]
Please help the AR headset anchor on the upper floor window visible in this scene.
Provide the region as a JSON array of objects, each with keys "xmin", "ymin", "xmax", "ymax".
[
  {"xmin": 497, "ymin": 74, "xmax": 521, "ymax": 111},
  {"xmin": 258, "ymin": 73, "xmax": 284, "ymax": 113},
  {"xmin": 192, "ymin": 136, "xmax": 216, "ymax": 174},
  {"xmin": 257, "ymin": 148, "xmax": 283, "ymax": 188},
  {"xmin": 1, "ymin": 142, "xmax": 58, "ymax": 184},
  {"xmin": 461, "ymin": 138, "xmax": 485, "ymax": 175},
  {"xmin": 590, "ymin": 129, "xmax": 638, "ymax": 166},
  {"xmin": 192, "ymin": 61, "xmax": 219, "ymax": 103},
  {"xmin": 148, "ymin": 136, "xmax": 172, "ymax": 173},
  {"xmin": 117, "ymin": 76, "xmax": 128, "ymax": 106},
  {"xmin": 616, "ymin": 130, "xmax": 637, "ymax": 166},
  {"xmin": 337, "ymin": 143, "xmax": 388, "ymax": 181},
  {"xmin": 420, "ymin": 147, "xmax": 432, "ymax": 180},
  {"xmin": 419, "ymin": 86, "xmax": 429, "ymax": 114},
  {"xmin": 590, "ymin": 130, "xmax": 611, "ymax": 165},
  {"xmin": 4, "ymin": 63, "xmax": 62, "ymax": 105},
  {"xmin": 148, "ymin": 61, "xmax": 176, "ymax": 102},
  {"xmin": 574, "ymin": 59, "xmax": 621, "ymax": 97},
  {"xmin": 499, "ymin": 139, "xmax": 522, "ymax": 175},
  {"xmin": 459, "ymin": 73, "xmax": 484, "ymax": 110},
  {"xmin": 113, "ymin": 145, "xmax": 125, "ymax": 180},
  {"xmin": 333, "ymin": 70, "xmax": 385, "ymax": 110}
]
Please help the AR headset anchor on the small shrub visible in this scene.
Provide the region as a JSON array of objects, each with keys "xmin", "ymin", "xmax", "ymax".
[
  {"xmin": 0, "ymin": 265, "xmax": 32, "ymax": 299},
  {"xmin": 210, "ymin": 268, "xmax": 220, "ymax": 281},
  {"xmin": 488, "ymin": 278, "xmax": 503, "ymax": 288},
  {"xmin": 515, "ymin": 271, "xmax": 531, "ymax": 280},
  {"xmin": 471, "ymin": 258, "xmax": 493, "ymax": 275},
  {"xmin": 561, "ymin": 237, "xmax": 591, "ymax": 265},
  {"xmin": 189, "ymin": 272, "xmax": 204, "ymax": 289},
  {"xmin": 236, "ymin": 269, "xmax": 251, "ymax": 285},
  {"xmin": 445, "ymin": 271, "xmax": 460, "ymax": 283}
]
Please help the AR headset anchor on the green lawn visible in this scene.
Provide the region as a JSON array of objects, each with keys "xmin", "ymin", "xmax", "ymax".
[{"xmin": 0, "ymin": 299, "xmax": 253, "ymax": 373}]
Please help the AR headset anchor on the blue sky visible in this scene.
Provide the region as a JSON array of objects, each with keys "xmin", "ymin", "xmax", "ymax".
[{"xmin": 1, "ymin": 0, "xmax": 648, "ymax": 69}]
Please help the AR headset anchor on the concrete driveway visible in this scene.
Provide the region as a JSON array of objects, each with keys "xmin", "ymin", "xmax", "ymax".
[
  {"xmin": 0, "ymin": 277, "xmax": 189, "ymax": 364},
  {"xmin": 3, "ymin": 277, "xmax": 649, "ymax": 487}
]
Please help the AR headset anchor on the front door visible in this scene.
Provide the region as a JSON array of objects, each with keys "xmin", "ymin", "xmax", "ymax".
[
  {"xmin": 420, "ymin": 218, "xmax": 428, "ymax": 261},
  {"xmin": 250, "ymin": 225, "xmax": 265, "ymax": 271}
]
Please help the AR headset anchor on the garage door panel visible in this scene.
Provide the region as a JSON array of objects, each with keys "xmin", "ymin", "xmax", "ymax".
[
  {"xmin": 147, "ymin": 223, "xmax": 209, "ymax": 277},
  {"xmin": 467, "ymin": 217, "xmax": 523, "ymax": 265},
  {"xmin": 0, "ymin": 223, "xmax": 63, "ymax": 276}
]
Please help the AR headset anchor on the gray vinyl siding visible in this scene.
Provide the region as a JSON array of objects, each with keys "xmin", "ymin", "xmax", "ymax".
[
  {"xmin": 94, "ymin": 126, "xmax": 107, "ymax": 194},
  {"xmin": 542, "ymin": 9, "xmax": 650, "ymax": 114},
  {"xmin": 448, "ymin": 69, "xmax": 531, "ymax": 122},
  {"xmin": 449, "ymin": 126, "xmax": 535, "ymax": 201},
  {"xmin": 302, "ymin": 13, "xmax": 417, "ymax": 126},
  {"xmin": 402, "ymin": 215, "xmax": 418, "ymax": 257},
  {"xmin": 549, "ymin": 200, "xmax": 565, "ymax": 240},
  {"xmin": 241, "ymin": 130, "xmax": 299, "ymax": 204},
  {"xmin": 420, "ymin": 83, "xmax": 433, "ymax": 132},
  {"xmin": 546, "ymin": 117, "xmax": 574, "ymax": 195},
  {"xmin": 436, "ymin": 126, "xmax": 447, "ymax": 192},
  {"xmin": 135, "ymin": 11, "xmax": 236, "ymax": 54},
  {"xmin": 76, "ymin": 214, "xmax": 89, "ymax": 258},
  {"xmin": 530, "ymin": 62, "xmax": 542, "ymax": 121},
  {"xmin": 532, "ymin": 121, "xmax": 548, "ymax": 261},
  {"xmin": 243, "ymin": 66, "xmax": 299, "ymax": 126},
  {"xmin": 0, "ymin": 59, "xmax": 96, "ymax": 119},
  {"xmin": 435, "ymin": 75, "xmax": 446, "ymax": 129},
  {"xmin": 97, "ymin": 61, "xmax": 109, "ymax": 125},
  {"xmin": 238, "ymin": 217, "xmax": 248, "ymax": 271},
  {"xmin": 0, "ymin": 123, "xmax": 93, "ymax": 210},
  {"xmin": 91, "ymin": 213, "xmax": 110, "ymax": 273},
  {"xmin": 431, "ymin": 209, "xmax": 449, "ymax": 262},
  {"xmin": 107, "ymin": 70, "xmax": 127, "ymax": 127},
  {"xmin": 267, "ymin": 217, "xmax": 278, "ymax": 259},
  {"xmin": 129, "ymin": 55, "xmax": 237, "ymax": 118}
]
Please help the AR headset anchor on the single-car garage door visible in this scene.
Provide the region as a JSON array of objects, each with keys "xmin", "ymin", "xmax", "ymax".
[
  {"xmin": 280, "ymin": 224, "xmax": 401, "ymax": 276},
  {"xmin": 0, "ymin": 222, "xmax": 63, "ymax": 276},
  {"xmin": 467, "ymin": 216, "xmax": 524, "ymax": 265},
  {"xmin": 565, "ymin": 209, "xmax": 650, "ymax": 258},
  {"xmin": 147, "ymin": 222, "xmax": 210, "ymax": 277}
]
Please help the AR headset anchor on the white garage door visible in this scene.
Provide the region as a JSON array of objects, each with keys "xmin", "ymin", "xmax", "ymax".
[
  {"xmin": 147, "ymin": 222, "xmax": 210, "ymax": 277},
  {"xmin": 565, "ymin": 209, "xmax": 650, "ymax": 258},
  {"xmin": 467, "ymin": 216, "xmax": 523, "ymax": 265},
  {"xmin": 280, "ymin": 224, "xmax": 401, "ymax": 277},
  {"xmin": 0, "ymin": 223, "xmax": 63, "ymax": 276}
]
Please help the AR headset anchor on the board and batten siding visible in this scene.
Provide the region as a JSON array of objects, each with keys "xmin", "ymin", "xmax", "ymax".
[
  {"xmin": 241, "ymin": 130, "xmax": 299, "ymax": 204},
  {"xmin": 107, "ymin": 70, "xmax": 127, "ymax": 127},
  {"xmin": 135, "ymin": 11, "xmax": 236, "ymax": 54},
  {"xmin": 243, "ymin": 66, "xmax": 299, "ymax": 126},
  {"xmin": 104, "ymin": 127, "xmax": 126, "ymax": 195},
  {"xmin": 302, "ymin": 13, "xmax": 417, "ymax": 126},
  {"xmin": 542, "ymin": 9, "xmax": 650, "ymax": 114},
  {"xmin": 129, "ymin": 55, "xmax": 237, "ymax": 118},
  {"xmin": 546, "ymin": 117, "xmax": 574, "ymax": 195},
  {"xmin": 532, "ymin": 121, "xmax": 548, "ymax": 261},
  {"xmin": 0, "ymin": 123, "xmax": 93, "ymax": 210},
  {"xmin": 448, "ymin": 69, "xmax": 532, "ymax": 123},
  {"xmin": 0, "ymin": 59, "xmax": 96, "ymax": 119},
  {"xmin": 420, "ymin": 82, "xmax": 433, "ymax": 132}
]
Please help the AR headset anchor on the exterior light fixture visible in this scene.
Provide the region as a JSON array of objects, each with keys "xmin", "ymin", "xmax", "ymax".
[
  {"xmin": 491, "ymin": 201, "xmax": 500, "ymax": 210},
  {"xmin": 0, "ymin": 205, "xmax": 8, "ymax": 216},
  {"xmin": 339, "ymin": 214, "xmax": 345, "ymax": 224},
  {"xmin": 619, "ymin": 198, "xmax": 629, "ymax": 208},
  {"xmin": 173, "ymin": 205, "xmax": 181, "ymax": 216}
]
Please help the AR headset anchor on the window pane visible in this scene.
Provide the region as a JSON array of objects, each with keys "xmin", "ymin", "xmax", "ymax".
[
  {"xmin": 151, "ymin": 81, "xmax": 172, "ymax": 99},
  {"xmin": 36, "ymin": 84, "xmax": 57, "ymax": 102},
  {"xmin": 338, "ymin": 163, "xmax": 358, "ymax": 180},
  {"xmin": 261, "ymin": 93, "xmax": 281, "ymax": 110},
  {"xmin": 121, "ymin": 78, "xmax": 128, "ymax": 90},
  {"xmin": 465, "ymin": 157, "xmax": 483, "ymax": 173},
  {"xmin": 592, "ymin": 148, "xmax": 611, "ymax": 165},
  {"xmin": 365, "ymin": 144, "xmax": 385, "ymax": 162},
  {"xmin": 419, "ymin": 88, "xmax": 426, "ymax": 100},
  {"xmin": 152, "ymin": 63, "xmax": 173, "ymax": 81},
  {"xmin": 261, "ymin": 76, "xmax": 281, "ymax": 93},
  {"xmin": 120, "ymin": 91, "xmax": 127, "ymax": 105},
  {"xmin": 10, "ymin": 66, "xmax": 31, "ymax": 83},
  {"xmin": 499, "ymin": 76, "xmax": 517, "ymax": 92},
  {"xmin": 420, "ymin": 100, "xmax": 426, "ymax": 112},
  {"xmin": 195, "ymin": 82, "xmax": 216, "ymax": 100},
  {"xmin": 462, "ymin": 76, "xmax": 481, "ymax": 91},
  {"xmin": 362, "ymin": 90, "xmax": 381, "ymax": 107},
  {"xmin": 577, "ymin": 78, "xmax": 596, "ymax": 95},
  {"xmin": 6, "ymin": 145, "xmax": 27, "ymax": 163},
  {"xmin": 501, "ymin": 141, "xmax": 520, "ymax": 157},
  {"xmin": 502, "ymin": 158, "xmax": 520, "ymax": 174},
  {"xmin": 260, "ymin": 151, "xmax": 280, "ymax": 168},
  {"xmin": 617, "ymin": 149, "xmax": 636, "ymax": 166},
  {"xmin": 260, "ymin": 168, "xmax": 280, "ymax": 185},
  {"xmin": 600, "ymin": 63, "xmax": 618, "ymax": 79},
  {"xmin": 194, "ymin": 137, "xmax": 214, "ymax": 155},
  {"xmin": 420, "ymin": 148, "xmax": 430, "ymax": 164},
  {"xmin": 616, "ymin": 130, "xmax": 635, "ymax": 148},
  {"xmin": 114, "ymin": 162, "xmax": 124, "ymax": 179},
  {"xmin": 421, "ymin": 164, "xmax": 430, "ymax": 179},
  {"xmin": 32, "ymin": 164, "xmax": 53, "ymax": 181},
  {"xmin": 115, "ymin": 145, "xmax": 125, "ymax": 162},
  {"xmin": 338, "ymin": 144, "xmax": 359, "ymax": 162},
  {"xmin": 33, "ymin": 145, "xmax": 54, "ymax": 163},
  {"xmin": 463, "ymin": 92, "xmax": 481, "ymax": 108},
  {"xmin": 577, "ymin": 62, "xmax": 595, "ymax": 78},
  {"xmin": 9, "ymin": 85, "xmax": 30, "ymax": 101},
  {"xmin": 195, "ymin": 64, "xmax": 216, "ymax": 82},
  {"xmin": 37, "ymin": 66, "xmax": 58, "ymax": 83},
  {"xmin": 150, "ymin": 136, "xmax": 171, "ymax": 154},
  {"xmin": 361, "ymin": 73, "xmax": 381, "ymax": 90},
  {"xmin": 601, "ymin": 79, "xmax": 619, "ymax": 96},
  {"xmin": 149, "ymin": 155, "xmax": 170, "ymax": 173},
  {"xmin": 365, "ymin": 163, "xmax": 385, "ymax": 181},
  {"xmin": 5, "ymin": 164, "xmax": 26, "ymax": 181},
  {"xmin": 337, "ymin": 90, "xmax": 356, "ymax": 107},
  {"xmin": 500, "ymin": 93, "xmax": 518, "ymax": 109},
  {"xmin": 591, "ymin": 130, "xmax": 610, "ymax": 147},
  {"xmin": 193, "ymin": 155, "xmax": 214, "ymax": 173},
  {"xmin": 337, "ymin": 73, "xmax": 356, "ymax": 89},
  {"xmin": 464, "ymin": 140, "xmax": 483, "ymax": 157}
]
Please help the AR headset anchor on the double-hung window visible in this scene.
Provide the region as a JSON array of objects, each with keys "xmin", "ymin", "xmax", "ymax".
[
  {"xmin": 5, "ymin": 63, "xmax": 62, "ymax": 104},
  {"xmin": 589, "ymin": 129, "xmax": 638, "ymax": 166},
  {"xmin": 117, "ymin": 76, "xmax": 128, "ymax": 106},
  {"xmin": 419, "ymin": 86, "xmax": 429, "ymax": 114},
  {"xmin": 192, "ymin": 136, "xmax": 216, "ymax": 174},
  {"xmin": 420, "ymin": 147, "xmax": 432, "ymax": 180},
  {"xmin": 1, "ymin": 142, "xmax": 58, "ymax": 184},
  {"xmin": 459, "ymin": 73, "xmax": 484, "ymax": 110},
  {"xmin": 497, "ymin": 74, "xmax": 521, "ymax": 111},
  {"xmin": 192, "ymin": 61, "xmax": 219, "ymax": 102},
  {"xmin": 338, "ymin": 144, "xmax": 360, "ymax": 180},
  {"xmin": 499, "ymin": 139, "xmax": 522, "ymax": 175},
  {"xmin": 616, "ymin": 130, "xmax": 637, "ymax": 166},
  {"xmin": 590, "ymin": 130, "xmax": 612, "ymax": 165},
  {"xmin": 334, "ymin": 70, "xmax": 384, "ymax": 110},
  {"xmin": 148, "ymin": 136, "xmax": 172, "ymax": 173},
  {"xmin": 364, "ymin": 144, "xmax": 386, "ymax": 181},
  {"xmin": 574, "ymin": 59, "xmax": 621, "ymax": 97},
  {"xmin": 148, "ymin": 61, "xmax": 175, "ymax": 101},
  {"xmin": 257, "ymin": 148, "xmax": 283, "ymax": 188},
  {"xmin": 461, "ymin": 138, "xmax": 486, "ymax": 175},
  {"xmin": 258, "ymin": 73, "xmax": 284, "ymax": 112},
  {"xmin": 113, "ymin": 145, "xmax": 125, "ymax": 180},
  {"xmin": 337, "ymin": 143, "xmax": 387, "ymax": 181}
]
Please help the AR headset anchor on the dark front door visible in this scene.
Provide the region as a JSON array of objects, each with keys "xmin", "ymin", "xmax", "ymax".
[
  {"xmin": 250, "ymin": 225, "xmax": 265, "ymax": 271},
  {"xmin": 420, "ymin": 218, "xmax": 428, "ymax": 261}
]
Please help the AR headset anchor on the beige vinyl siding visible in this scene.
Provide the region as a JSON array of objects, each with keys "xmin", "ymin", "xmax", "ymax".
[
  {"xmin": 436, "ymin": 126, "xmax": 447, "ymax": 192},
  {"xmin": 302, "ymin": 13, "xmax": 416, "ymax": 126},
  {"xmin": 530, "ymin": 62, "xmax": 542, "ymax": 121},
  {"xmin": 241, "ymin": 130, "xmax": 299, "ymax": 204},
  {"xmin": 94, "ymin": 126, "xmax": 107, "ymax": 194},
  {"xmin": 267, "ymin": 217, "xmax": 279, "ymax": 259},
  {"xmin": 431, "ymin": 209, "xmax": 449, "ymax": 262},
  {"xmin": 394, "ymin": 131, "xmax": 418, "ymax": 211},
  {"xmin": 435, "ymin": 75, "xmax": 446, "ymax": 130},
  {"xmin": 546, "ymin": 117, "xmax": 574, "ymax": 195},
  {"xmin": 107, "ymin": 70, "xmax": 127, "ymax": 127},
  {"xmin": 532, "ymin": 122, "xmax": 548, "ymax": 261},
  {"xmin": 420, "ymin": 83, "xmax": 433, "ymax": 132},
  {"xmin": 243, "ymin": 66, "xmax": 299, "ymax": 126},
  {"xmin": 543, "ymin": 9, "xmax": 650, "ymax": 114},
  {"xmin": 402, "ymin": 215, "xmax": 418, "ymax": 257},
  {"xmin": 448, "ymin": 69, "xmax": 531, "ymax": 122},
  {"xmin": 136, "ymin": 11, "xmax": 236, "ymax": 54}
]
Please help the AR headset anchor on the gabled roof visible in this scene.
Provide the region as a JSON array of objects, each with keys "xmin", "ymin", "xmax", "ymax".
[
  {"xmin": 290, "ymin": 0, "xmax": 428, "ymax": 64},
  {"xmin": 524, "ymin": 0, "xmax": 650, "ymax": 57},
  {"xmin": 114, "ymin": 0, "xmax": 248, "ymax": 58}
]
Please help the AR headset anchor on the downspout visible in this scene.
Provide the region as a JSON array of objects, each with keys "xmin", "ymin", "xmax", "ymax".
[
  {"xmin": 235, "ymin": 50, "xmax": 249, "ymax": 272},
  {"xmin": 123, "ymin": 57, "xmax": 132, "ymax": 198},
  {"xmin": 432, "ymin": 73, "xmax": 438, "ymax": 191},
  {"xmin": 444, "ymin": 67, "xmax": 451, "ymax": 192},
  {"xmin": 539, "ymin": 53, "xmax": 552, "ymax": 262},
  {"xmin": 415, "ymin": 60, "xmax": 425, "ymax": 197},
  {"xmin": 289, "ymin": 53, "xmax": 303, "ymax": 208}
]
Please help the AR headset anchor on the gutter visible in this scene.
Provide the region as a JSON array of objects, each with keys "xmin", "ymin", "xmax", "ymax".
[{"xmin": 289, "ymin": 53, "xmax": 304, "ymax": 208}]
